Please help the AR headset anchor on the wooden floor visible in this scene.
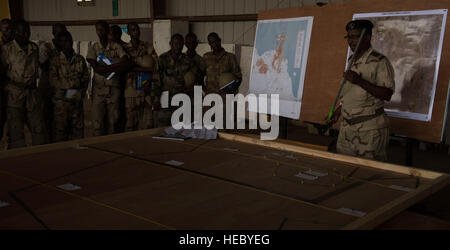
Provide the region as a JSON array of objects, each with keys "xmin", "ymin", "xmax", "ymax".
[{"xmin": 0, "ymin": 130, "xmax": 448, "ymax": 230}]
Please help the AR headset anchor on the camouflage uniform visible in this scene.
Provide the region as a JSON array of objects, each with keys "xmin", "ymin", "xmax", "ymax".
[
  {"xmin": 203, "ymin": 49, "xmax": 242, "ymax": 128},
  {"xmin": 49, "ymin": 52, "xmax": 90, "ymax": 142},
  {"xmin": 187, "ymin": 52, "xmax": 206, "ymax": 92},
  {"xmin": 123, "ymin": 41, "xmax": 158, "ymax": 132},
  {"xmin": 1, "ymin": 40, "xmax": 46, "ymax": 149},
  {"xmin": 153, "ymin": 51, "xmax": 193, "ymax": 127},
  {"xmin": 187, "ymin": 52, "xmax": 206, "ymax": 121},
  {"xmin": 203, "ymin": 49, "xmax": 242, "ymax": 94},
  {"xmin": 39, "ymin": 41, "xmax": 59, "ymax": 142},
  {"xmin": 337, "ymin": 47, "xmax": 395, "ymax": 161},
  {"xmin": 86, "ymin": 41, "xmax": 127, "ymax": 136}
]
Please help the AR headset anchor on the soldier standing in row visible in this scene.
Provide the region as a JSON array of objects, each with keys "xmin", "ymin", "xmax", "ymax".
[
  {"xmin": 185, "ymin": 33, "xmax": 205, "ymax": 123},
  {"xmin": 185, "ymin": 33, "xmax": 206, "ymax": 96},
  {"xmin": 86, "ymin": 20, "xmax": 129, "ymax": 136},
  {"xmin": 1, "ymin": 19, "xmax": 46, "ymax": 149},
  {"xmin": 39, "ymin": 23, "xmax": 67, "ymax": 142},
  {"xmin": 49, "ymin": 30, "xmax": 90, "ymax": 142},
  {"xmin": 123, "ymin": 22, "xmax": 158, "ymax": 131},
  {"xmin": 203, "ymin": 32, "xmax": 242, "ymax": 129},
  {"xmin": 203, "ymin": 32, "xmax": 242, "ymax": 95},
  {"xmin": 0, "ymin": 18, "xmax": 14, "ymax": 142},
  {"xmin": 153, "ymin": 34, "xmax": 193, "ymax": 127},
  {"xmin": 107, "ymin": 24, "xmax": 128, "ymax": 132}
]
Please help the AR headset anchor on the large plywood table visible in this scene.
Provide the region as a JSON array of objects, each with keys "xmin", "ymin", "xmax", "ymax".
[{"xmin": 0, "ymin": 128, "xmax": 448, "ymax": 230}]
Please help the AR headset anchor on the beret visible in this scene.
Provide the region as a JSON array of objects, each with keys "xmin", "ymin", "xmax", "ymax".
[{"xmin": 346, "ymin": 20, "xmax": 374, "ymax": 32}]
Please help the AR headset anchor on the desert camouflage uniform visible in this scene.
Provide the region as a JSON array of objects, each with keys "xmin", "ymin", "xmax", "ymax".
[
  {"xmin": 1, "ymin": 40, "xmax": 46, "ymax": 149},
  {"xmin": 186, "ymin": 52, "xmax": 206, "ymax": 122},
  {"xmin": 123, "ymin": 41, "xmax": 158, "ymax": 131},
  {"xmin": 203, "ymin": 49, "xmax": 242, "ymax": 94},
  {"xmin": 187, "ymin": 52, "xmax": 206, "ymax": 92},
  {"xmin": 153, "ymin": 51, "xmax": 193, "ymax": 127},
  {"xmin": 49, "ymin": 52, "xmax": 90, "ymax": 142},
  {"xmin": 337, "ymin": 47, "xmax": 395, "ymax": 162},
  {"xmin": 86, "ymin": 41, "xmax": 127, "ymax": 136},
  {"xmin": 39, "ymin": 41, "xmax": 59, "ymax": 142},
  {"xmin": 203, "ymin": 49, "xmax": 242, "ymax": 128}
]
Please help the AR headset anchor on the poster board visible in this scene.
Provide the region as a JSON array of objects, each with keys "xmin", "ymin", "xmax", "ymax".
[
  {"xmin": 352, "ymin": 9, "xmax": 447, "ymax": 123},
  {"xmin": 258, "ymin": 0, "xmax": 450, "ymax": 143},
  {"xmin": 248, "ymin": 17, "xmax": 314, "ymax": 119}
]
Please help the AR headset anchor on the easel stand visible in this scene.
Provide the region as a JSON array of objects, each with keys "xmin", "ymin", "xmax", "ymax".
[
  {"xmin": 279, "ymin": 117, "xmax": 288, "ymax": 140},
  {"xmin": 406, "ymin": 137, "xmax": 416, "ymax": 167}
]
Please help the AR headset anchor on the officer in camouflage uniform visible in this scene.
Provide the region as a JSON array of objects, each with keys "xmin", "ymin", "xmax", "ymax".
[
  {"xmin": 0, "ymin": 18, "xmax": 14, "ymax": 142},
  {"xmin": 49, "ymin": 30, "xmax": 90, "ymax": 142},
  {"xmin": 185, "ymin": 33, "xmax": 205, "ymax": 122},
  {"xmin": 1, "ymin": 19, "xmax": 47, "ymax": 149},
  {"xmin": 328, "ymin": 20, "xmax": 395, "ymax": 162},
  {"xmin": 39, "ymin": 23, "xmax": 67, "ymax": 142},
  {"xmin": 153, "ymin": 33, "xmax": 193, "ymax": 127},
  {"xmin": 203, "ymin": 32, "xmax": 242, "ymax": 95},
  {"xmin": 108, "ymin": 24, "xmax": 128, "ymax": 133},
  {"xmin": 185, "ymin": 33, "xmax": 206, "ymax": 95},
  {"xmin": 123, "ymin": 22, "xmax": 158, "ymax": 131},
  {"xmin": 86, "ymin": 20, "xmax": 129, "ymax": 136}
]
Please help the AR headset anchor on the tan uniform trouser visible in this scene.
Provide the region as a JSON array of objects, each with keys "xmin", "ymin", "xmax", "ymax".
[
  {"xmin": 53, "ymin": 99, "xmax": 84, "ymax": 142},
  {"xmin": 91, "ymin": 86, "xmax": 121, "ymax": 137},
  {"xmin": 125, "ymin": 95, "xmax": 153, "ymax": 132},
  {"xmin": 6, "ymin": 89, "xmax": 46, "ymax": 149},
  {"xmin": 337, "ymin": 125, "xmax": 389, "ymax": 162}
]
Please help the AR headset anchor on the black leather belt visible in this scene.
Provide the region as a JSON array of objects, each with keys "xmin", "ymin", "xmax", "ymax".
[{"xmin": 344, "ymin": 108, "xmax": 385, "ymax": 125}]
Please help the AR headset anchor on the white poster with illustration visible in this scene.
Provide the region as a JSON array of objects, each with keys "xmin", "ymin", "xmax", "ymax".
[{"xmin": 248, "ymin": 16, "xmax": 314, "ymax": 119}]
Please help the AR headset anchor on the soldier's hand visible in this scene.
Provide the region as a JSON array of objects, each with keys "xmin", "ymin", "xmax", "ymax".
[
  {"xmin": 93, "ymin": 65, "xmax": 109, "ymax": 74},
  {"xmin": 325, "ymin": 114, "xmax": 338, "ymax": 126},
  {"xmin": 325, "ymin": 105, "xmax": 341, "ymax": 125},
  {"xmin": 343, "ymin": 70, "xmax": 362, "ymax": 85},
  {"xmin": 224, "ymin": 86, "xmax": 238, "ymax": 95}
]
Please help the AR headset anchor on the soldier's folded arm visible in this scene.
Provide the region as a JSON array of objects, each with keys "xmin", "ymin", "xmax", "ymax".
[
  {"xmin": 86, "ymin": 58, "xmax": 108, "ymax": 74},
  {"xmin": 101, "ymin": 55, "xmax": 130, "ymax": 73},
  {"xmin": 357, "ymin": 78, "xmax": 393, "ymax": 101},
  {"xmin": 344, "ymin": 59, "xmax": 394, "ymax": 102}
]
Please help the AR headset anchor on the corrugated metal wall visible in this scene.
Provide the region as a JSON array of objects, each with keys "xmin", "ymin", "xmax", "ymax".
[
  {"xmin": 165, "ymin": 0, "xmax": 348, "ymax": 45},
  {"xmin": 25, "ymin": 0, "xmax": 351, "ymax": 43},
  {"xmin": 25, "ymin": 0, "xmax": 151, "ymax": 41},
  {"xmin": 24, "ymin": 0, "xmax": 151, "ymax": 21}
]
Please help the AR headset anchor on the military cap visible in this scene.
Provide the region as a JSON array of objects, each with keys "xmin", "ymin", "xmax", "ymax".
[{"xmin": 346, "ymin": 20, "xmax": 374, "ymax": 32}]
